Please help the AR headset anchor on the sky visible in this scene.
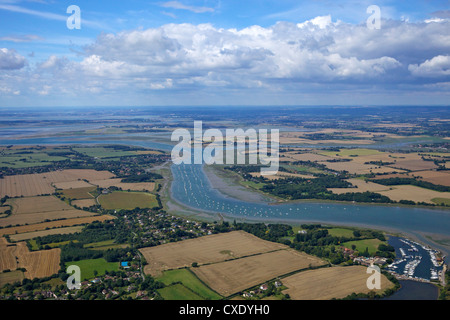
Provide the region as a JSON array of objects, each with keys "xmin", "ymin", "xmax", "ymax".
[{"xmin": 0, "ymin": 0, "xmax": 449, "ymax": 107}]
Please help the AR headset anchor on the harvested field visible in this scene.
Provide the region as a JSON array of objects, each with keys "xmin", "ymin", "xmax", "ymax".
[
  {"xmin": 411, "ymin": 170, "xmax": 450, "ymax": 187},
  {"xmin": 0, "ymin": 206, "xmax": 10, "ymax": 214},
  {"xmin": 328, "ymin": 179, "xmax": 390, "ymax": 194},
  {"xmin": 0, "ymin": 238, "xmax": 17, "ymax": 272},
  {"xmin": 282, "ymin": 265, "xmax": 394, "ymax": 300},
  {"xmin": 0, "ymin": 169, "xmax": 114, "ymax": 197},
  {"xmin": 389, "ymin": 160, "xmax": 437, "ymax": 171},
  {"xmin": 42, "ymin": 169, "xmax": 115, "ymax": 182},
  {"xmin": 72, "ymin": 199, "xmax": 97, "ymax": 208},
  {"xmin": 318, "ymin": 148, "xmax": 384, "ymax": 158},
  {"xmin": 0, "ymin": 215, "xmax": 116, "ymax": 236},
  {"xmin": 0, "ymin": 173, "xmax": 54, "ymax": 197},
  {"xmin": 7, "ymin": 196, "xmax": 72, "ymax": 214},
  {"xmin": 0, "ymin": 239, "xmax": 60, "ymax": 279},
  {"xmin": 0, "ymin": 270, "xmax": 25, "ymax": 287},
  {"xmin": 98, "ymin": 191, "xmax": 158, "ymax": 210},
  {"xmin": 15, "ymin": 242, "xmax": 61, "ymax": 279},
  {"xmin": 192, "ymin": 249, "xmax": 327, "ymax": 297},
  {"xmin": 0, "ymin": 209, "xmax": 94, "ymax": 227},
  {"xmin": 90, "ymin": 178, "xmax": 156, "ymax": 192},
  {"xmin": 53, "ymin": 180, "xmax": 93, "ymax": 189},
  {"xmin": 140, "ymin": 231, "xmax": 289, "ymax": 276},
  {"xmin": 378, "ymin": 185, "xmax": 450, "ymax": 204},
  {"xmin": 322, "ymin": 161, "xmax": 402, "ymax": 175},
  {"xmin": 9, "ymin": 226, "xmax": 83, "ymax": 242},
  {"xmin": 280, "ymin": 137, "xmax": 373, "ymax": 145},
  {"xmin": 1, "ymin": 196, "xmax": 96, "ymax": 227},
  {"xmin": 282, "ymin": 152, "xmax": 334, "ymax": 162}
]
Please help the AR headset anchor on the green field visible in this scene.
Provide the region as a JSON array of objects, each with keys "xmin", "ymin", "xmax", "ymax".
[
  {"xmin": 98, "ymin": 191, "xmax": 158, "ymax": 210},
  {"xmin": 0, "ymin": 151, "xmax": 69, "ymax": 168},
  {"xmin": 157, "ymin": 269, "xmax": 222, "ymax": 300},
  {"xmin": 241, "ymin": 180, "xmax": 265, "ymax": 190},
  {"xmin": 158, "ymin": 283, "xmax": 204, "ymax": 300},
  {"xmin": 327, "ymin": 228, "xmax": 356, "ymax": 238},
  {"xmin": 432, "ymin": 198, "xmax": 450, "ymax": 206},
  {"xmin": 65, "ymin": 258, "xmax": 120, "ymax": 281},
  {"xmin": 342, "ymin": 239, "xmax": 384, "ymax": 255}
]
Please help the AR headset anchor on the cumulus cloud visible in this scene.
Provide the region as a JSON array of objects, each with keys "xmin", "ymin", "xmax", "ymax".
[
  {"xmin": 409, "ymin": 55, "xmax": 450, "ymax": 77},
  {"xmin": 79, "ymin": 20, "xmax": 410, "ymax": 85},
  {"xmin": 0, "ymin": 48, "xmax": 27, "ymax": 70}
]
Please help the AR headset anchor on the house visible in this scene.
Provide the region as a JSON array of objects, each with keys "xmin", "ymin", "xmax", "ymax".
[{"xmin": 260, "ymin": 284, "xmax": 268, "ymax": 291}]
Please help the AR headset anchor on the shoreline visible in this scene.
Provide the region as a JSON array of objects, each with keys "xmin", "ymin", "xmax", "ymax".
[{"xmin": 203, "ymin": 164, "xmax": 450, "ymax": 212}]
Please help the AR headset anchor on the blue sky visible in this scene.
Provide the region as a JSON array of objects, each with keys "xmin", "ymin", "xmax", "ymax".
[{"xmin": 0, "ymin": 0, "xmax": 449, "ymax": 107}]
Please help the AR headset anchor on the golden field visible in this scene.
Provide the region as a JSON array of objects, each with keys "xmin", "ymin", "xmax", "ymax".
[
  {"xmin": 282, "ymin": 265, "xmax": 395, "ymax": 300},
  {"xmin": 140, "ymin": 231, "xmax": 289, "ymax": 276}
]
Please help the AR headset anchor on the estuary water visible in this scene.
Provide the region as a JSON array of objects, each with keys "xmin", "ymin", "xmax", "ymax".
[
  {"xmin": 2, "ymin": 130, "xmax": 450, "ymax": 263},
  {"xmin": 170, "ymin": 163, "xmax": 450, "ymax": 237}
]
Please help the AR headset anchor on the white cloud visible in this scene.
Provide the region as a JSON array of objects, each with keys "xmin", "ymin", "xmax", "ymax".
[
  {"xmin": 297, "ymin": 15, "xmax": 334, "ymax": 29},
  {"xmin": 0, "ymin": 48, "xmax": 27, "ymax": 70},
  {"xmin": 409, "ymin": 55, "xmax": 450, "ymax": 77}
]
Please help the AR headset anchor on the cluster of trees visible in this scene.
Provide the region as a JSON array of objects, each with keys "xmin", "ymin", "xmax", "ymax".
[
  {"xmin": 35, "ymin": 221, "xmax": 127, "ymax": 248},
  {"xmin": 59, "ymin": 242, "xmax": 130, "ymax": 263},
  {"xmin": 259, "ymin": 176, "xmax": 393, "ymax": 204},
  {"xmin": 120, "ymin": 172, "xmax": 163, "ymax": 183},
  {"xmin": 234, "ymin": 222, "xmax": 292, "ymax": 243},
  {"xmin": 374, "ymin": 177, "xmax": 450, "ymax": 192},
  {"xmin": 32, "ymin": 220, "xmax": 134, "ymax": 263},
  {"xmin": 62, "ymin": 271, "xmax": 163, "ymax": 301}
]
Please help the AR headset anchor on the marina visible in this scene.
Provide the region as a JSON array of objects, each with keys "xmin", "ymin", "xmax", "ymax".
[{"xmin": 386, "ymin": 236, "xmax": 445, "ymax": 283}]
